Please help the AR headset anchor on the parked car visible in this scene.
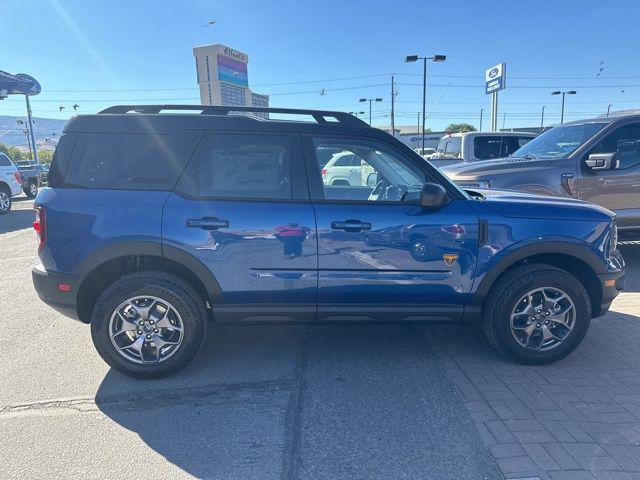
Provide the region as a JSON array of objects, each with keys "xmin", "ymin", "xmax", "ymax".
[
  {"xmin": 15, "ymin": 162, "xmax": 45, "ymax": 197},
  {"xmin": 322, "ymin": 150, "xmax": 375, "ymax": 186},
  {"xmin": 414, "ymin": 147, "xmax": 436, "ymax": 158},
  {"xmin": 430, "ymin": 131, "xmax": 537, "ymax": 167},
  {"xmin": 441, "ymin": 115, "xmax": 640, "ymax": 235},
  {"xmin": 32, "ymin": 105, "xmax": 624, "ymax": 378},
  {"xmin": 0, "ymin": 151, "xmax": 24, "ymax": 214}
]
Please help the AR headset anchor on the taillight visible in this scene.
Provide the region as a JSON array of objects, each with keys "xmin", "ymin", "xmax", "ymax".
[
  {"xmin": 33, "ymin": 206, "xmax": 46, "ymax": 252},
  {"xmin": 321, "ymin": 169, "xmax": 327, "ymax": 175},
  {"xmin": 14, "ymin": 172, "xmax": 23, "ymax": 184}
]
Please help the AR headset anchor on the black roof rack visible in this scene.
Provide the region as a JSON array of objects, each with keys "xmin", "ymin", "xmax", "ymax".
[{"xmin": 98, "ymin": 105, "xmax": 369, "ymax": 127}]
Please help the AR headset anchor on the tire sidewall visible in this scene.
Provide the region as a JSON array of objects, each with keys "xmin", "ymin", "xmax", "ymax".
[
  {"xmin": 91, "ymin": 275, "xmax": 206, "ymax": 378},
  {"xmin": 28, "ymin": 183, "xmax": 38, "ymax": 198},
  {"xmin": 491, "ymin": 270, "xmax": 590, "ymax": 363}
]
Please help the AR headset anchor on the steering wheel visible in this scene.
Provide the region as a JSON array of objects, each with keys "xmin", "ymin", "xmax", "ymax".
[{"xmin": 367, "ymin": 179, "xmax": 389, "ymax": 201}]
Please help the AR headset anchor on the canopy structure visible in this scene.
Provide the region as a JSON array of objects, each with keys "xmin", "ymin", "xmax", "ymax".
[{"xmin": 0, "ymin": 71, "xmax": 41, "ymax": 99}]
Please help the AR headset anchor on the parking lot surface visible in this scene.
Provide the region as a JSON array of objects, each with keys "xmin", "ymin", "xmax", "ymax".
[{"xmin": 1, "ymin": 196, "xmax": 639, "ymax": 480}]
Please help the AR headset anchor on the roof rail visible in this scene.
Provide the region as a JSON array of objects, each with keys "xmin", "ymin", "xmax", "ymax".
[{"xmin": 98, "ymin": 105, "xmax": 369, "ymax": 127}]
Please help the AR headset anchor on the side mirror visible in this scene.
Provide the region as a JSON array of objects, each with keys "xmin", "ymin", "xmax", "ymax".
[
  {"xmin": 586, "ymin": 153, "xmax": 615, "ymax": 170},
  {"xmin": 420, "ymin": 183, "xmax": 448, "ymax": 209},
  {"xmin": 366, "ymin": 172, "xmax": 380, "ymax": 188}
]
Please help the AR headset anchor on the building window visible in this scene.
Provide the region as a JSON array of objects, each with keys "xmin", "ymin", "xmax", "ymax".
[{"xmin": 220, "ymin": 83, "xmax": 246, "ymax": 106}]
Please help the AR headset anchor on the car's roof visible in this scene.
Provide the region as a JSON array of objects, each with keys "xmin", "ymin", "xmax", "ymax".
[
  {"xmin": 561, "ymin": 113, "xmax": 640, "ymax": 127},
  {"xmin": 443, "ymin": 131, "xmax": 537, "ymax": 138},
  {"xmin": 63, "ymin": 105, "xmax": 390, "ymax": 140}
]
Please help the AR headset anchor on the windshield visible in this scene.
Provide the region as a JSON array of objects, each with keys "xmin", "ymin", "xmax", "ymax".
[{"xmin": 512, "ymin": 123, "xmax": 607, "ymax": 159}]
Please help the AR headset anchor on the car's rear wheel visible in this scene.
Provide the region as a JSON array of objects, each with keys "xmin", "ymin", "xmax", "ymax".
[
  {"xmin": 24, "ymin": 182, "xmax": 38, "ymax": 198},
  {"xmin": 90, "ymin": 271, "xmax": 207, "ymax": 379},
  {"xmin": 0, "ymin": 188, "xmax": 11, "ymax": 214},
  {"xmin": 483, "ymin": 264, "xmax": 591, "ymax": 364}
]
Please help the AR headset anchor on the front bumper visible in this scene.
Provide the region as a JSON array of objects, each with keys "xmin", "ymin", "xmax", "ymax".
[
  {"xmin": 32, "ymin": 265, "xmax": 84, "ymax": 322},
  {"xmin": 594, "ymin": 269, "xmax": 625, "ymax": 318}
]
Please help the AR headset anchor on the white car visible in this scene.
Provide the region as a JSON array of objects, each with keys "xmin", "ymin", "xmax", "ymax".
[
  {"xmin": 321, "ymin": 151, "xmax": 374, "ymax": 186},
  {"xmin": 430, "ymin": 131, "xmax": 537, "ymax": 167},
  {"xmin": 0, "ymin": 152, "xmax": 24, "ymax": 214}
]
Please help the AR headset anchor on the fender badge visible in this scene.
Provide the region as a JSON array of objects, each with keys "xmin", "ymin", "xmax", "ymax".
[{"xmin": 443, "ymin": 254, "xmax": 459, "ymax": 266}]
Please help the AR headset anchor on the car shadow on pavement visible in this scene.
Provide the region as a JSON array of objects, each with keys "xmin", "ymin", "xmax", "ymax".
[
  {"xmin": 0, "ymin": 209, "xmax": 34, "ymax": 234},
  {"xmin": 93, "ymin": 323, "xmax": 504, "ymax": 480}
]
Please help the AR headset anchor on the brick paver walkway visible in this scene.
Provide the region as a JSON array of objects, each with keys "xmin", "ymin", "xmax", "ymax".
[{"xmin": 425, "ymin": 244, "xmax": 640, "ymax": 480}]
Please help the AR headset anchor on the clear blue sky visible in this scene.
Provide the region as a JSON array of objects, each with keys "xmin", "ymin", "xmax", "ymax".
[{"xmin": 3, "ymin": 0, "xmax": 640, "ymax": 131}]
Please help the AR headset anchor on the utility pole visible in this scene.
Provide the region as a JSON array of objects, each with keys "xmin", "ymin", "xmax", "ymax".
[
  {"xmin": 25, "ymin": 95, "xmax": 39, "ymax": 163},
  {"xmin": 606, "ymin": 104, "xmax": 612, "ymax": 117},
  {"xmin": 540, "ymin": 106, "xmax": 545, "ymax": 133},
  {"xmin": 390, "ymin": 75, "xmax": 395, "ymax": 137},
  {"xmin": 502, "ymin": 112, "xmax": 506, "ymax": 130},
  {"xmin": 479, "ymin": 108, "xmax": 484, "ymax": 132}
]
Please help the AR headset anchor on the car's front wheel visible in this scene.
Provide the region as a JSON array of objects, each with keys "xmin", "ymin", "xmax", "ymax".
[
  {"xmin": 483, "ymin": 264, "xmax": 591, "ymax": 364},
  {"xmin": 91, "ymin": 271, "xmax": 207, "ymax": 379}
]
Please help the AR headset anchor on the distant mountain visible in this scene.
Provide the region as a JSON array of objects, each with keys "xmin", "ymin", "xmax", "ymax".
[{"xmin": 0, "ymin": 115, "xmax": 67, "ymax": 147}]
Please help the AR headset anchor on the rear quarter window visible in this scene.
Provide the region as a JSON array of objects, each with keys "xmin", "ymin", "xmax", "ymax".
[
  {"xmin": 63, "ymin": 131, "xmax": 202, "ymax": 190},
  {"xmin": 0, "ymin": 154, "xmax": 11, "ymax": 167},
  {"xmin": 47, "ymin": 134, "xmax": 77, "ymax": 187}
]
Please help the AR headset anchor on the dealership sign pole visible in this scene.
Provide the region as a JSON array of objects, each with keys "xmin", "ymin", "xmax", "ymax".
[{"xmin": 485, "ymin": 63, "xmax": 506, "ymax": 131}]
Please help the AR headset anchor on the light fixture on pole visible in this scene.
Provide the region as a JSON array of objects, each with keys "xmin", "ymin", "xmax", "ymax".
[
  {"xmin": 405, "ymin": 54, "xmax": 446, "ymax": 151},
  {"xmin": 359, "ymin": 98, "xmax": 382, "ymax": 125},
  {"xmin": 551, "ymin": 90, "xmax": 576, "ymax": 124}
]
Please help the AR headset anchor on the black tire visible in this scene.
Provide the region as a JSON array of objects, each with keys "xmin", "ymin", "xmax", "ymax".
[
  {"xmin": 0, "ymin": 187, "xmax": 11, "ymax": 215},
  {"xmin": 90, "ymin": 271, "xmax": 207, "ymax": 379},
  {"xmin": 24, "ymin": 182, "xmax": 38, "ymax": 198},
  {"xmin": 482, "ymin": 263, "xmax": 591, "ymax": 364}
]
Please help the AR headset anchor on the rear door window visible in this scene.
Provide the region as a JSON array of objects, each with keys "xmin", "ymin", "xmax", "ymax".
[
  {"xmin": 64, "ymin": 131, "xmax": 201, "ymax": 190},
  {"xmin": 0, "ymin": 154, "xmax": 11, "ymax": 167},
  {"xmin": 176, "ymin": 133, "xmax": 294, "ymax": 200}
]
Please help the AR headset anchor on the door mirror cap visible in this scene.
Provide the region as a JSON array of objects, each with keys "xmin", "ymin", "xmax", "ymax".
[
  {"xmin": 586, "ymin": 153, "xmax": 615, "ymax": 170},
  {"xmin": 420, "ymin": 183, "xmax": 448, "ymax": 209}
]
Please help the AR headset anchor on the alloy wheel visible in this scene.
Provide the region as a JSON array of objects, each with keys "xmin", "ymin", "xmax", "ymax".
[
  {"xmin": 510, "ymin": 287, "xmax": 576, "ymax": 352},
  {"xmin": 109, "ymin": 296, "xmax": 184, "ymax": 364},
  {"xmin": 0, "ymin": 192, "xmax": 9, "ymax": 212}
]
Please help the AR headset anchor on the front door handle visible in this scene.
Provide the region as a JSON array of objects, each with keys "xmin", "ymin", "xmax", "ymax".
[
  {"xmin": 331, "ymin": 220, "xmax": 372, "ymax": 233},
  {"xmin": 186, "ymin": 217, "xmax": 229, "ymax": 230}
]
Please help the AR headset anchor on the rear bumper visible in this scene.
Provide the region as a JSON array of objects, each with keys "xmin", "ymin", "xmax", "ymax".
[
  {"xmin": 594, "ymin": 270, "xmax": 625, "ymax": 318},
  {"xmin": 32, "ymin": 265, "xmax": 84, "ymax": 322}
]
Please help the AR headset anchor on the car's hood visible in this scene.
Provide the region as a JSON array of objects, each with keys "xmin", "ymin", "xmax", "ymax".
[
  {"xmin": 468, "ymin": 187, "xmax": 615, "ymax": 221},
  {"xmin": 440, "ymin": 156, "xmax": 558, "ymax": 178}
]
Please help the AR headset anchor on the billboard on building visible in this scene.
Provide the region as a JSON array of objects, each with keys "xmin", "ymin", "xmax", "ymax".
[{"xmin": 217, "ymin": 53, "xmax": 248, "ymax": 88}]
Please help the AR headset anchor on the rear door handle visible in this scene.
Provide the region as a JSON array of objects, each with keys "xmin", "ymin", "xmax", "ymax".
[
  {"xmin": 186, "ymin": 217, "xmax": 229, "ymax": 230},
  {"xmin": 331, "ymin": 220, "xmax": 372, "ymax": 232}
]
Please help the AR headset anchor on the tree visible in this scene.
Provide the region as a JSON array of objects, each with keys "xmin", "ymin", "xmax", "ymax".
[{"xmin": 445, "ymin": 123, "xmax": 477, "ymax": 133}]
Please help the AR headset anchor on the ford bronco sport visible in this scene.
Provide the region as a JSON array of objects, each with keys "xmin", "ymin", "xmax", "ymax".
[{"xmin": 32, "ymin": 105, "xmax": 625, "ymax": 378}]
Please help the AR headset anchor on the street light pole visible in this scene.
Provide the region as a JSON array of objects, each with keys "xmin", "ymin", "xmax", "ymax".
[
  {"xmin": 405, "ymin": 54, "xmax": 446, "ymax": 152},
  {"xmin": 551, "ymin": 90, "xmax": 576, "ymax": 125},
  {"xmin": 25, "ymin": 95, "xmax": 39, "ymax": 163},
  {"xmin": 479, "ymin": 108, "xmax": 483, "ymax": 132},
  {"xmin": 540, "ymin": 106, "xmax": 545, "ymax": 133},
  {"xmin": 359, "ymin": 98, "xmax": 382, "ymax": 126},
  {"xmin": 607, "ymin": 104, "xmax": 612, "ymax": 117}
]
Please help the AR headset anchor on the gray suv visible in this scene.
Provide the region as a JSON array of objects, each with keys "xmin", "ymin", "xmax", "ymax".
[{"xmin": 440, "ymin": 115, "xmax": 640, "ymax": 234}]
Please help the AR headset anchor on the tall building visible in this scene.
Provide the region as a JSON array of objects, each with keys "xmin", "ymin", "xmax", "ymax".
[{"xmin": 193, "ymin": 44, "xmax": 269, "ymax": 116}]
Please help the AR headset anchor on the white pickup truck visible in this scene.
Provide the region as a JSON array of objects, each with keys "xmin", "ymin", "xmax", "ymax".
[{"xmin": 429, "ymin": 131, "xmax": 537, "ymax": 167}]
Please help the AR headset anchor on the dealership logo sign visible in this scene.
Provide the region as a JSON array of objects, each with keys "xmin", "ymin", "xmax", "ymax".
[{"xmin": 485, "ymin": 62, "xmax": 506, "ymax": 94}]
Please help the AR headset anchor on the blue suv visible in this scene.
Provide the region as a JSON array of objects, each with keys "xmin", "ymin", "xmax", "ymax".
[{"xmin": 32, "ymin": 105, "xmax": 625, "ymax": 378}]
